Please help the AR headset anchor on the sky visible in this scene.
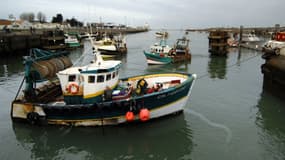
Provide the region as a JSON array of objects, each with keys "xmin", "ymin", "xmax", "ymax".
[{"xmin": 1, "ymin": 0, "xmax": 284, "ymax": 29}]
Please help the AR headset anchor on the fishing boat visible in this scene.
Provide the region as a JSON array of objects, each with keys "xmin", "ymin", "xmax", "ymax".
[
  {"xmin": 241, "ymin": 33, "xmax": 261, "ymax": 43},
  {"xmin": 155, "ymin": 30, "xmax": 168, "ymax": 38},
  {"xmin": 262, "ymin": 32, "xmax": 285, "ymax": 58},
  {"xmin": 143, "ymin": 36, "xmax": 191, "ymax": 65},
  {"xmin": 64, "ymin": 33, "xmax": 80, "ymax": 48},
  {"xmin": 94, "ymin": 36, "xmax": 117, "ymax": 54},
  {"xmin": 143, "ymin": 39, "xmax": 173, "ymax": 64},
  {"xmin": 94, "ymin": 34, "xmax": 127, "ymax": 55},
  {"xmin": 11, "ymin": 35, "xmax": 196, "ymax": 126}
]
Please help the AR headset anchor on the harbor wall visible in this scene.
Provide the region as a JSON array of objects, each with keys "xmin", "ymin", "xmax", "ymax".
[
  {"xmin": 0, "ymin": 27, "xmax": 148, "ymax": 56},
  {"xmin": 261, "ymin": 55, "xmax": 285, "ymax": 99}
]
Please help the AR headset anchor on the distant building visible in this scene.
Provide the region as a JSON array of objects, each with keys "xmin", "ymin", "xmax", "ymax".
[
  {"xmin": 0, "ymin": 19, "xmax": 32, "ymax": 30},
  {"xmin": 32, "ymin": 22, "xmax": 70, "ymax": 29},
  {"xmin": 0, "ymin": 19, "xmax": 12, "ymax": 29}
]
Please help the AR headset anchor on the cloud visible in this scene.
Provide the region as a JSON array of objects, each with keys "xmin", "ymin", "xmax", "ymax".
[{"xmin": 1, "ymin": 0, "xmax": 285, "ymax": 28}]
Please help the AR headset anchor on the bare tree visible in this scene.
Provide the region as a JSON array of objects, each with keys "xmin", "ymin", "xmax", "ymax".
[
  {"xmin": 20, "ymin": 12, "xmax": 35, "ymax": 22},
  {"xmin": 37, "ymin": 12, "xmax": 46, "ymax": 23}
]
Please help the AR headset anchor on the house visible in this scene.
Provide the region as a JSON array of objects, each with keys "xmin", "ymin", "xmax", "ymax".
[{"xmin": 0, "ymin": 19, "xmax": 12, "ymax": 29}]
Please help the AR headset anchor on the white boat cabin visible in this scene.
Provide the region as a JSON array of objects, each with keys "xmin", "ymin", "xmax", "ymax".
[
  {"xmin": 57, "ymin": 36, "xmax": 121, "ymax": 104},
  {"xmin": 150, "ymin": 40, "xmax": 172, "ymax": 54}
]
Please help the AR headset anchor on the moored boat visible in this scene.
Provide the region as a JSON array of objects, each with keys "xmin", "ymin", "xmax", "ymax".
[
  {"xmin": 11, "ymin": 35, "xmax": 196, "ymax": 126},
  {"xmin": 155, "ymin": 30, "xmax": 168, "ymax": 38},
  {"xmin": 262, "ymin": 32, "xmax": 285, "ymax": 59},
  {"xmin": 144, "ymin": 36, "xmax": 191, "ymax": 65},
  {"xmin": 94, "ymin": 36, "xmax": 117, "ymax": 54},
  {"xmin": 94, "ymin": 34, "xmax": 127, "ymax": 55},
  {"xmin": 241, "ymin": 33, "xmax": 261, "ymax": 43},
  {"xmin": 64, "ymin": 33, "xmax": 80, "ymax": 48},
  {"xmin": 143, "ymin": 39, "xmax": 173, "ymax": 65}
]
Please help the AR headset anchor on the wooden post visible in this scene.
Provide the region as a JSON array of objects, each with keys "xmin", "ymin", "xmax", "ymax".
[{"xmin": 239, "ymin": 25, "xmax": 243, "ymax": 44}]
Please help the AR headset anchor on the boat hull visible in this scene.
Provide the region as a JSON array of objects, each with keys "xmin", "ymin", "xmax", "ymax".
[
  {"xmin": 66, "ymin": 42, "xmax": 80, "ymax": 48},
  {"xmin": 11, "ymin": 73, "xmax": 196, "ymax": 126},
  {"xmin": 97, "ymin": 45, "xmax": 118, "ymax": 55},
  {"xmin": 143, "ymin": 51, "xmax": 172, "ymax": 65}
]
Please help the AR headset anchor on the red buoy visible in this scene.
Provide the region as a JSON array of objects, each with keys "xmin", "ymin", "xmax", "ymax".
[
  {"xmin": 139, "ymin": 108, "xmax": 150, "ymax": 122},
  {"xmin": 125, "ymin": 111, "xmax": 134, "ymax": 122}
]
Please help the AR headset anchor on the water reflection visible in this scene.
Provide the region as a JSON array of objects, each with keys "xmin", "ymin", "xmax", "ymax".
[
  {"xmin": 207, "ymin": 55, "xmax": 227, "ymax": 79},
  {"xmin": 255, "ymin": 91, "xmax": 285, "ymax": 159},
  {"xmin": 146, "ymin": 61, "xmax": 190, "ymax": 74},
  {"xmin": 13, "ymin": 114, "xmax": 193, "ymax": 159},
  {"xmin": 0, "ymin": 56, "xmax": 24, "ymax": 79}
]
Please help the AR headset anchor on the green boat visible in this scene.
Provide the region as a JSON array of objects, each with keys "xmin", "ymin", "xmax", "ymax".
[
  {"xmin": 144, "ymin": 37, "xmax": 191, "ymax": 65},
  {"xmin": 143, "ymin": 39, "xmax": 173, "ymax": 65},
  {"xmin": 64, "ymin": 33, "xmax": 80, "ymax": 48}
]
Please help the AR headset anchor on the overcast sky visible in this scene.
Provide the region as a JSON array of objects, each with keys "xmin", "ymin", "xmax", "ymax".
[{"xmin": 1, "ymin": 0, "xmax": 284, "ymax": 29}]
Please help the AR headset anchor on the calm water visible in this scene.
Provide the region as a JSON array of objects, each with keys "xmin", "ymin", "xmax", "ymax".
[{"xmin": 1, "ymin": 31, "xmax": 285, "ymax": 160}]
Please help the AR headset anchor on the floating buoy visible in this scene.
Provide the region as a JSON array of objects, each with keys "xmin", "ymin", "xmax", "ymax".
[
  {"xmin": 125, "ymin": 111, "xmax": 134, "ymax": 122},
  {"xmin": 139, "ymin": 108, "xmax": 150, "ymax": 122}
]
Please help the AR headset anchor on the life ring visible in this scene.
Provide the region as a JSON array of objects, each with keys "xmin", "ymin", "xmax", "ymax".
[{"xmin": 68, "ymin": 83, "xmax": 79, "ymax": 94}]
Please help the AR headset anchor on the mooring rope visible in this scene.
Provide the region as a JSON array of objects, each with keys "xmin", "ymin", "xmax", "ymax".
[
  {"xmin": 197, "ymin": 53, "xmax": 261, "ymax": 80},
  {"xmin": 124, "ymin": 52, "xmax": 261, "ymax": 79}
]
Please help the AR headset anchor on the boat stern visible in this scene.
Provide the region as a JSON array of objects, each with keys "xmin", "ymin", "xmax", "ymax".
[{"xmin": 11, "ymin": 101, "xmax": 46, "ymax": 124}]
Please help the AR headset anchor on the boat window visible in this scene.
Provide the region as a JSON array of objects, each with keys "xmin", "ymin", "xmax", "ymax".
[
  {"xmin": 106, "ymin": 74, "xmax": 111, "ymax": 81},
  {"xmin": 112, "ymin": 72, "xmax": 116, "ymax": 78},
  {"xmin": 68, "ymin": 75, "xmax": 76, "ymax": 82},
  {"xmin": 88, "ymin": 76, "xmax": 96, "ymax": 83},
  {"xmin": 97, "ymin": 75, "xmax": 105, "ymax": 83}
]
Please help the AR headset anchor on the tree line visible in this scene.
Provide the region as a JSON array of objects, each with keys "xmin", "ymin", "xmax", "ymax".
[{"xmin": 15, "ymin": 12, "xmax": 83, "ymax": 27}]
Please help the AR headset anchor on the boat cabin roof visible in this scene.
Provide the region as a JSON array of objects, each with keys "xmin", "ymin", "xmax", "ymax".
[{"xmin": 58, "ymin": 60, "xmax": 121, "ymax": 75}]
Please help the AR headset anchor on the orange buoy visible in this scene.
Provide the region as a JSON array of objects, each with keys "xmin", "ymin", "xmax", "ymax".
[
  {"xmin": 125, "ymin": 111, "xmax": 134, "ymax": 122},
  {"xmin": 139, "ymin": 108, "xmax": 150, "ymax": 122}
]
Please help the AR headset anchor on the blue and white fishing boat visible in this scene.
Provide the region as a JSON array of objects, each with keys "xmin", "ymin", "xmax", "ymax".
[{"xmin": 11, "ymin": 35, "xmax": 196, "ymax": 126}]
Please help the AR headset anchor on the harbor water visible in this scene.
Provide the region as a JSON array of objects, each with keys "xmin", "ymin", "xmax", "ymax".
[{"xmin": 1, "ymin": 31, "xmax": 285, "ymax": 159}]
